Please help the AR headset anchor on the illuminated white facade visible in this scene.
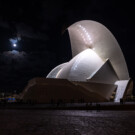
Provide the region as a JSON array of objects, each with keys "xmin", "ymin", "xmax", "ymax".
[{"xmin": 47, "ymin": 20, "xmax": 133, "ymax": 102}]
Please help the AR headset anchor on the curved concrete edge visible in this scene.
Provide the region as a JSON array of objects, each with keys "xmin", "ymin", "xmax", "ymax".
[
  {"xmin": 114, "ymin": 79, "xmax": 133, "ymax": 102},
  {"xmin": 46, "ymin": 63, "xmax": 68, "ymax": 78}
]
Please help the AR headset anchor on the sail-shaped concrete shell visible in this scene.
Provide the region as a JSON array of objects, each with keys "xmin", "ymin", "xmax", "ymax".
[
  {"xmin": 68, "ymin": 20, "xmax": 129, "ymax": 80},
  {"xmin": 48, "ymin": 49, "xmax": 104, "ymax": 81}
]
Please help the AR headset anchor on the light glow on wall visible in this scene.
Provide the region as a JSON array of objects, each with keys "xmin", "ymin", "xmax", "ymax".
[{"xmin": 77, "ymin": 24, "xmax": 93, "ymax": 46}]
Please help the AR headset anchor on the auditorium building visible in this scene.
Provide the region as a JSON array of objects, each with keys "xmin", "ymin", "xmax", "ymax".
[{"xmin": 21, "ymin": 20, "xmax": 133, "ymax": 103}]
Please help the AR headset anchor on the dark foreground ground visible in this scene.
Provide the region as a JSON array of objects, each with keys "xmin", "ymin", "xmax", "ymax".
[{"xmin": 0, "ymin": 108, "xmax": 135, "ymax": 135}]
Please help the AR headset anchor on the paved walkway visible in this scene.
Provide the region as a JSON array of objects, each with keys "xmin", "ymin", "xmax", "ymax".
[{"xmin": 0, "ymin": 110, "xmax": 135, "ymax": 135}]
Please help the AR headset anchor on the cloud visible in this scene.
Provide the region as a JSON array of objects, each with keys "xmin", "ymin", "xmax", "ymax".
[
  {"xmin": 3, "ymin": 50, "xmax": 26, "ymax": 57},
  {"xmin": 0, "ymin": 50, "xmax": 27, "ymax": 65}
]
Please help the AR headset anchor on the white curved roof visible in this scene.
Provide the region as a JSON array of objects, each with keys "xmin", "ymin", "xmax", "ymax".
[
  {"xmin": 68, "ymin": 20, "xmax": 129, "ymax": 80},
  {"xmin": 47, "ymin": 49, "xmax": 104, "ymax": 81},
  {"xmin": 47, "ymin": 20, "xmax": 129, "ymax": 82}
]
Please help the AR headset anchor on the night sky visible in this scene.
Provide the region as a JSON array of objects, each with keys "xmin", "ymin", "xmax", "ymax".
[{"xmin": 0, "ymin": 0, "xmax": 135, "ymax": 93}]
